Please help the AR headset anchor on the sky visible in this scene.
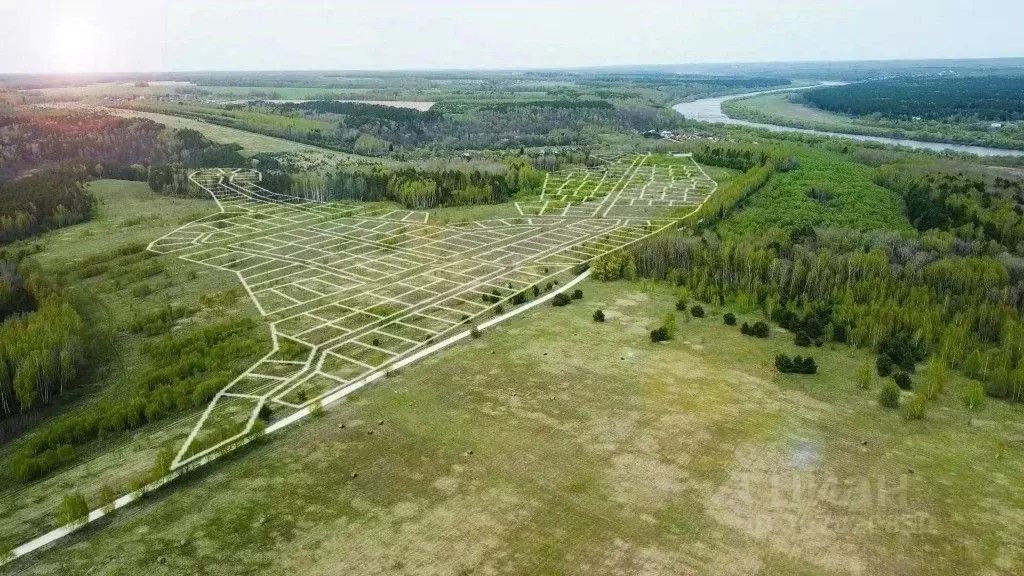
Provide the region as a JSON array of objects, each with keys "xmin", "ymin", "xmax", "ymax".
[{"xmin": 1, "ymin": 0, "xmax": 1022, "ymax": 74}]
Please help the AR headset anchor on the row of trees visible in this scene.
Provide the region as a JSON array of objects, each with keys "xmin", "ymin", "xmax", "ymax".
[{"xmin": 267, "ymin": 161, "xmax": 545, "ymax": 209}]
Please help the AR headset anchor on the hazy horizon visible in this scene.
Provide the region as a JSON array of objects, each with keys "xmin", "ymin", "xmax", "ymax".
[{"xmin": 2, "ymin": 0, "xmax": 1023, "ymax": 74}]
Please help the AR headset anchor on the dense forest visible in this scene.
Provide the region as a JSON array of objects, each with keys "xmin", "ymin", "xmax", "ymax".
[
  {"xmin": 597, "ymin": 147, "xmax": 1024, "ymax": 405},
  {"xmin": 0, "ymin": 260, "xmax": 106, "ymax": 435},
  {"xmin": 0, "ymin": 109, "xmax": 247, "ymax": 243},
  {"xmin": 0, "ymin": 112, "xmax": 170, "ymax": 179},
  {"xmin": 803, "ymin": 77, "xmax": 1024, "ymax": 122},
  {"xmin": 0, "ymin": 167, "xmax": 95, "ymax": 243}
]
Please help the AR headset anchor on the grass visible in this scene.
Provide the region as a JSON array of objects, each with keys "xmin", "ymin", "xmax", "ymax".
[
  {"xmin": 726, "ymin": 93, "xmax": 855, "ymax": 126},
  {"xmin": 0, "ymin": 180, "xmax": 268, "ymax": 551},
  {"xmin": 104, "ymin": 107, "xmax": 373, "ymax": 162},
  {"xmin": 7, "ymin": 279, "xmax": 1023, "ymax": 575},
  {"xmin": 427, "ymin": 202, "xmax": 522, "ymax": 224}
]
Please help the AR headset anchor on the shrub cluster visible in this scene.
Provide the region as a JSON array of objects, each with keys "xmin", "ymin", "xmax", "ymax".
[
  {"xmin": 775, "ymin": 354, "xmax": 817, "ymax": 374},
  {"xmin": 740, "ymin": 321, "xmax": 770, "ymax": 338},
  {"xmin": 593, "ymin": 309, "xmax": 605, "ymax": 323},
  {"xmin": 723, "ymin": 312, "xmax": 736, "ymax": 326},
  {"xmin": 551, "ymin": 293, "xmax": 572, "ymax": 307}
]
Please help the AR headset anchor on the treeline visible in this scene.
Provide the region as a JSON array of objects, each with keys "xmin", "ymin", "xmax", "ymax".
[
  {"xmin": 0, "ymin": 166, "xmax": 95, "ymax": 244},
  {"xmin": 128, "ymin": 97, "xmax": 684, "ymax": 154},
  {"xmin": 0, "ymin": 261, "xmax": 100, "ymax": 424},
  {"xmin": 477, "ymin": 100, "xmax": 615, "ymax": 113},
  {"xmin": 269, "ymin": 100, "xmax": 441, "ymax": 123},
  {"xmin": 803, "ymin": 77, "xmax": 1024, "ymax": 122},
  {"xmin": 602, "ymin": 227, "xmax": 1024, "ymax": 402},
  {"xmin": 266, "ymin": 161, "xmax": 545, "ymax": 209}
]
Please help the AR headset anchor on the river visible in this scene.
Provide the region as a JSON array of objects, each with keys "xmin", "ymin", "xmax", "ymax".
[{"xmin": 672, "ymin": 85, "xmax": 1024, "ymax": 158}]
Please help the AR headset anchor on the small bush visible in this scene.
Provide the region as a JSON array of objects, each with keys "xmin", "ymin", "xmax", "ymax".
[
  {"xmin": 740, "ymin": 321, "xmax": 770, "ymax": 338},
  {"xmin": 878, "ymin": 381, "xmax": 901, "ymax": 409},
  {"xmin": 961, "ymin": 382, "xmax": 985, "ymax": 409},
  {"xmin": 856, "ymin": 363, "xmax": 873, "ymax": 390},
  {"xmin": 544, "ymin": 282, "xmax": 553, "ymax": 292},
  {"xmin": 893, "ymin": 371, "xmax": 913, "ymax": 390},
  {"xmin": 675, "ymin": 298, "xmax": 688, "ymax": 312},
  {"xmin": 470, "ymin": 326, "xmax": 481, "ymax": 339},
  {"xmin": 723, "ymin": 312, "xmax": 736, "ymax": 326},
  {"xmin": 571, "ymin": 289, "xmax": 583, "ymax": 300},
  {"xmin": 689, "ymin": 305, "xmax": 705, "ymax": 318},
  {"xmin": 57, "ymin": 492, "xmax": 90, "ymax": 525},
  {"xmin": 901, "ymin": 393, "xmax": 928, "ymax": 421},
  {"xmin": 551, "ymin": 293, "xmax": 572, "ymax": 307},
  {"xmin": 593, "ymin": 309, "xmax": 605, "ymax": 323},
  {"xmin": 876, "ymin": 355, "xmax": 894, "ymax": 377},
  {"xmin": 794, "ymin": 332, "xmax": 811, "ymax": 347},
  {"xmin": 99, "ymin": 485, "xmax": 117, "ymax": 511},
  {"xmin": 257, "ymin": 404, "xmax": 273, "ymax": 422},
  {"xmin": 650, "ymin": 327, "xmax": 671, "ymax": 343},
  {"xmin": 494, "ymin": 305, "xmax": 505, "ymax": 315}
]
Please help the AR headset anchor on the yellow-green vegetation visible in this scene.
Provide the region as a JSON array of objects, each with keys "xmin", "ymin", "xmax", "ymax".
[
  {"xmin": 0, "ymin": 180, "xmax": 268, "ymax": 550},
  {"xmin": 106, "ymin": 107, "xmax": 366, "ymax": 161},
  {"xmin": 714, "ymin": 148, "xmax": 911, "ymax": 235},
  {"xmin": 7, "ymin": 280, "xmax": 1023, "ymax": 575}
]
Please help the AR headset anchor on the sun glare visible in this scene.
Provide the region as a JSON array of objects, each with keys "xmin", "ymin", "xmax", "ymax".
[{"xmin": 48, "ymin": 18, "xmax": 100, "ymax": 73}]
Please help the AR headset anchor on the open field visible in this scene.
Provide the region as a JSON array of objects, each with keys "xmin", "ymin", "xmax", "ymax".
[
  {"xmin": 725, "ymin": 93, "xmax": 855, "ymax": 125},
  {"xmin": 7, "ymin": 279, "xmax": 1023, "ymax": 575},
  {"xmin": 0, "ymin": 153, "xmax": 711, "ymax": 563},
  {"xmin": 103, "ymin": 107, "xmax": 365, "ymax": 160}
]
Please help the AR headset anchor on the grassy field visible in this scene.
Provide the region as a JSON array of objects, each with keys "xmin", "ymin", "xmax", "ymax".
[
  {"xmin": 725, "ymin": 93, "xmax": 857, "ymax": 126},
  {"xmin": 104, "ymin": 107, "xmax": 372, "ymax": 163},
  {"xmin": 426, "ymin": 202, "xmax": 523, "ymax": 224},
  {"xmin": 7, "ymin": 278, "xmax": 1023, "ymax": 575},
  {"xmin": 0, "ymin": 180, "xmax": 268, "ymax": 551}
]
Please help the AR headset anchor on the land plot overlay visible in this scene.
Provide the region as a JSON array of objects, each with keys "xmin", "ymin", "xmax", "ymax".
[{"xmin": 150, "ymin": 154, "xmax": 714, "ymax": 469}]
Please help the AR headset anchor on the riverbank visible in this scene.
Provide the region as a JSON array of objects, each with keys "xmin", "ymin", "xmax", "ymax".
[
  {"xmin": 722, "ymin": 92, "xmax": 1024, "ymax": 153},
  {"xmin": 673, "ymin": 87, "xmax": 1024, "ymax": 158}
]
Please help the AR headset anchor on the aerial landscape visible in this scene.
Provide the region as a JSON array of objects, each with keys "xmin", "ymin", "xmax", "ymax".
[{"xmin": 2, "ymin": 1, "xmax": 1024, "ymax": 574}]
